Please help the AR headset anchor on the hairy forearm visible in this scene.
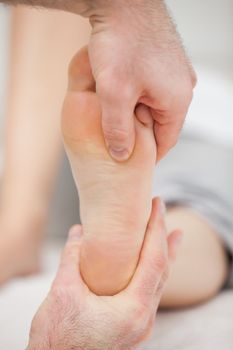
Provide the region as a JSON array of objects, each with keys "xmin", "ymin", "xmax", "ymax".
[
  {"xmin": 0, "ymin": 0, "xmax": 93, "ymax": 15},
  {"xmin": 0, "ymin": 0, "xmax": 164, "ymax": 16}
]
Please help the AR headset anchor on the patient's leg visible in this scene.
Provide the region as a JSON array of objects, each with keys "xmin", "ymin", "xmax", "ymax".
[
  {"xmin": 160, "ymin": 207, "xmax": 229, "ymax": 308},
  {"xmin": 62, "ymin": 48, "xmax": 156, "ymax": 295},
  {"xmin": 0, "ymin": 9, "xmax": 90, "ymax": 284}
]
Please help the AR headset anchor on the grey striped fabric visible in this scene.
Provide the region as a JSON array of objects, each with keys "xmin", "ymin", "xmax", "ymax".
[{"xmin": 153, "ymin": 133, "xmax": 233, "ymax": 287}]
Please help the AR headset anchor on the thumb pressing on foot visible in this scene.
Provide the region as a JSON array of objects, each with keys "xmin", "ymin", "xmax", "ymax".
[{"xmin": 97, "ymin": 74, "xmax": 137, "ymax": 161}]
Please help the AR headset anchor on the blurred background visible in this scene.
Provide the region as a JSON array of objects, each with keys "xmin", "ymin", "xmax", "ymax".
[{"xmin": 0, "ymin": 0, "xmax": 232, "ymax": 349}]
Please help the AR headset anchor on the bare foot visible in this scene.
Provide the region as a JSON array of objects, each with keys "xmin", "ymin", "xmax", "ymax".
[
  {"xmin": 0, "ymin": 213, "xmax": 45, "ymax": 285},
  {"xmin": 62, "ymin": 47, "xmax": 156, "ymax": 295}
]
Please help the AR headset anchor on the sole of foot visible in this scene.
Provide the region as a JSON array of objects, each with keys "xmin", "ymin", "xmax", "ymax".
[{"xmin": 62, "ymin": 47, "xmax": 156, "ymax": 295}]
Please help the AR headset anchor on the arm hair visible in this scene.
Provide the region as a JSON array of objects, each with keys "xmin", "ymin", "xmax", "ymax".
[{"xmin": 0, "ymin": 0, "xmax": 91, "ymax": 14}]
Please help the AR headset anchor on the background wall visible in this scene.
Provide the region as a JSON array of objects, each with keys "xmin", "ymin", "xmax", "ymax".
[
  {"xmin": 167, "ymin": 0, "xmax": 233, "ymax": 67},
  {"xmin": 165, "ymin": 0, "xmax": 233, "ymax": 148}
]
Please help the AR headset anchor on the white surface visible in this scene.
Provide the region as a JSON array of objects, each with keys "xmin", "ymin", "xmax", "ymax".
[
  {"xmin": 167, "ymin": 0, "xmax": 233, "ymax": 63},
  {"xmin": 0, "ymin": 242, "xmax": 233, "ymax": 350},
  {"xmin": 140, "ymin": 290, "xmax": 233, "ymax": 350},
  {"xmin": 0, "ymin": 243, "xmax": 62, "ymax": 349}
]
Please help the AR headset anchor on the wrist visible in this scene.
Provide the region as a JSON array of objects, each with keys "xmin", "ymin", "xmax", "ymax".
[
  {"xmin": 85, "ymin": 0, "xmax": 171, "ymax": 35},
  {"xmin": 71, "ymin": 0, "xmax": 164, "ymax": 17},
  {"xmin": 27, "ymin": 341, "xmax": 50, "ymax": 350}
]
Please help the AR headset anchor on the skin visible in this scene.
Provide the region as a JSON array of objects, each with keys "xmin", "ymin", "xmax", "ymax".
[
  {"xmin": 0, "ymin": 0, "xmax": 196, "ymax": 161},
  {"xmin": 63, "ymin": 47, "xmax": 229, "ymax": 304},
  {"xmin": 62, "ymin": 47, "xmax": 156, "ymax": 295},
  {"xmin": 27, "ymin": 198, "xmax": 182, "ymax": 350},
  {"xmin": 160, "ymin": 207, "xmax": 229, "ymax": 308},
  {"xmin": 0, "ymin": 4, "xmax": 227, "ymax": 308},
  {"xmin": 0, "ymin": 8, "xmax": 90, "ymax": 283}
]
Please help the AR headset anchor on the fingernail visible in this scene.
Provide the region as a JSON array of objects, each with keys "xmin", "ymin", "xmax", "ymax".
[
  {"xmin": 109, "ymin": 147, "xmax": 130, "ymax": 161},
  {"xmin": 159, "ymin": 199, "xmax": 167, "ymax": 216}
]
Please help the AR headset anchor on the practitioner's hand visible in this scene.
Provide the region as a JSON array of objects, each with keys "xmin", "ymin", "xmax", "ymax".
[
  {"xmin": 3, "ymin": 0, "xmax": 195, "ymax": 161},
  {"xmin": 27, "ymin": 199, "xmax": 181, "ymax": 350},
  {"xmin": 82, "ymin": 0, "xmax": 197, "ymax": 161}
]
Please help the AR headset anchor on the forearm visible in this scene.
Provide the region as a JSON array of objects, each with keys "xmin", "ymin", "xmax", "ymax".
[
  {"xmin": 0, "ymin": 0, "xmax": 92, "ymax": 15},
  {"xmin": 0, "ymin": 0, "xmax": 175, "ymax": 44},
  {"xmin": 0, "ymin": 0, "xmax": 165, "ymax": 17},
  {"xmin": 1, "ymin": 7, "xmax": 90, "ymax": 219}
]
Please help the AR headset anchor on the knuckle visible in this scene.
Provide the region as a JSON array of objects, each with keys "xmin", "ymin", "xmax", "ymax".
[
  {"xmin": 158, "ymin": 84, "xmax": 190, "ymax": 109},
  {"xmin": 103, "ymin": 125, "xmax": 129, "ymax": 143},
  {"xmin": 169, "ymin": 88, "xmax": 191, "ymax": 108},
  {"xmin": 97, "ymin": 76, "xmax": 114, "ymax": 99},
  {"xmin": 97, "ymin": 71, "xmax": 133, "ymax": 102},
  {"xmin": 163, "ymin": 79, "xmax": 194, "ymax": 109},
  {"xmin": 66, "ymin": 243, "xmax": 80, "ymax": 258},
  {"xmin": 156, "ymin": 95, "xmax": 173, "ymax": 111},
  {"xmin": 155, "ymin": 252, "xmax": 168, "ymax": 272},
  {"xmin": 184, "ymin": 85, "xmax": 194, "ymax": 104},
  {"xmin": 178, "ymin": 82, "xmax": 194, "ymax": 104}
]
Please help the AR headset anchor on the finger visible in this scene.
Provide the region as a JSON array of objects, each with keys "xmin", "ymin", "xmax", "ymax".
[
  {"xmin": 68, "ymin": 46, "xmax": 96, "ymax": 92},
  {"xmin": 96, "ymin": 71, "xmax": 137, "ymax": 161},
  {"xmin": 150, "ymin": 89, "xmax": 193, "ymax": 161},
  {"xmin": 135, "ymin": 104, "xmax": 156, "ymax": 161},
  {"xmin": 135, "ymin": 104, "xmax": 154, "ymax": 128},
  {"xmin": 125, "ymin": 198, "xmax": 169, "ymax": 304},
  {"xmin": 154, "ymin": 230, "xmax": 183, "ymax": 302},
  {"xmin": 167, "ymin": 230, "xmax": 183, "ymax": 262},
  {"xmin": 53, "ymin": 225, "xmax": 84, "ymax": 288},
  {"xmin": 153, "ymin": 120, "xmax": 183, "ymax": 161},
  {"xmin": 142, "ymin": 312, "xmax": 157, "ymax": 343}
]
